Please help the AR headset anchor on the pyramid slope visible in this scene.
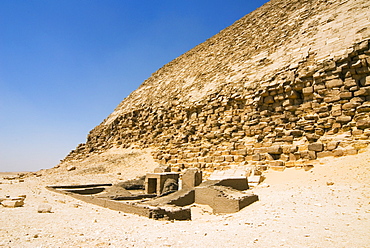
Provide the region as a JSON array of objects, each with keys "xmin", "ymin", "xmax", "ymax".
[
  {"xmin": 61, "ymin": 0, "xmax": 370, "ymax": 171},
  {"xmin": 107, "ymin": 0, "xmax": 370, "ymax": 122}
]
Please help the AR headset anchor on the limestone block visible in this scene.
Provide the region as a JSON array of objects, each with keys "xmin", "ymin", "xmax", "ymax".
[
  {"xmin": 331, "ymin": 105, "xmax": 342, "ymax": 116},
  {"xmin": 182, "ymin": 168, "xmax": 202, "ymax": 190},
  {"xmin": 214, "ymin": 156, "xmax": 225, "ymax": 163},
  {"xmin": 352, "ymin": 129, "xmax": 363, "ymax": 136},
  {"xmin": 37, "ymin": 204, "xmax": 53, "ymax": 213},
  {"xmin": 333, "ymin": 149, "xmax": 344, "ymax": 157},
  {"xmin": 317, "ymin": 151, "xmax": 334, "ymax": 158},
  {"xmin": 342, "ymin": 147, "xmax": 358, "ymax": 156},
  {"xmin": 269, "ymin": 160, "xmax": 284, "ymax": 167},
  {"xmin": 336, "ymin": 115, "xmax": 352, "ymax": 123},
  {"xmin": 319, "ymin": 112, "xmax": 330, "ymax": 118},
  {"xmin": 194, "ymin": 186, "xmax": 257, "ymax": 214},
  {"xmin": 344, "ymin": 78, "xmax": 357, "ymax": 88},
  {"xmin": 233, "ymin": 155, "xmax": 245, "ymax": 162},
  {"xmin": 349, "ymin": 86, "xmax": 359, "ymax": 91},
  {"xmin": 302, "ymin": 87, "xmax": 314, "ymax": 95},
  {"xmin": 269, "ymin": 165, "xmax": 285, "ymax": 171},
  {"xmin": 290, "ymin": 130, "xmax": 304, "ymax": 137},
  {"xmin": 248, "ymin": 175, "xmax": 261, "ymax": 187},
  {"xmin": 342, "ymin": 101, "xmax": 360, "ymax": 110},
  {"xmin": 233, "ymin": 149, "xmax": 247, "ymax": 156},
  {"xmin": 283, "ymin": 160, "xmax": 297, "ymax": 168},
  {"xmin": 251, "ymin": 153, "xmax": 262, "ymax": 161},
  {"xmin": 67, "ymin": 166, "xmax": 76, "ymax": 171},
  {"xmin": 315, "ymin": 128, "xmax": 325, "ymax": 136},
  {"xmin": 267, "ymin": 145, "xmax": 282, "ymax": 155},
  {"xmin": 354, "ymin": 40, "xmax": 369, "ymax": 52},
  {"xmin": 326, "ymin": 79, "xmax": 343, "ymax": 89},
  {"xmin": 224, "ymin": 155, "xmax": 234, "ymax": 162},
  {"xmin": 280, "ymin": 154, "xmax": 289, "ymax": 162},
  {"xmin": 314, "ymin": 84, "xmax": 326, "ymax": 91},
  {"xmin": 356, "ymin": 118, "xmax": 370, "ymax": 129},
  {"xmin": 357, "ymin": 103, "xmax": 370, "ymax": 113},
  {"xmin": 1, "ymin": 199, "xmax": 24, "ymax": 208},
  {"xmin": 326, "ymin": 141, "xmax": 339, "ymax": 151},
  {"xmin": 289, "ymin": 153, "xmax": 300, "ymax": 161},
  {"xmin": 264, "ymin": 96, "xmax": 274, "ymax": 104},
  {"xmin": 308, "ymin": 142, "xmax": 324, "ymax": 152},
  {"xmin": 324, "ymin": 95, "xmax": 341, "ymax": 103},
  {"xmin": 354, "ymin": 87, "xmax": 370, "ymax": 97},
  {"xmin": 306, "ymin": 134, "xmax": 320, "ymax": 142}
]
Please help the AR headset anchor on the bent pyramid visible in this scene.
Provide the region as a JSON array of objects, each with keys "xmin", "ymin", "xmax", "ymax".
[{"xmin": 61, "ymin": 0, "xmax": 370, "ymax": 172}]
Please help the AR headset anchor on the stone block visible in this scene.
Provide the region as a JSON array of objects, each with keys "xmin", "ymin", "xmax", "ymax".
[
  {"xmin": 182, "ymin": 168, "xmax": 203, "ymax": 190},
  {"xmin": 309, "ymin": 150, "xmax": 317, "ymax": 160},
  {"xmin": 252, "ymin": 153, "xmax": 262, "ymax": 161},
  {"xmin": 324, "ymin": 95, "xmax": 341, "ymax": 103},
  {"xmin": 340, "ymin": 91, "xmax": 352, "ymax": 99},
  {"xmin": 326, "ymin": 79, "xmax": 343, "ymax": 88},
  {"xmin": 336, "ymin": 116, "xmax": 352, "ymax": 123},
  {"xmin": 326, "ymin": 141, "xmax": 339, "ymax": 151},
  {"xmin": 214, "ymin": 156, "xmax": 225, "ymax": 163},
  {"xmin": 360, "ymin": 76, "xmax": 370, "ymax": 87},
  {"xmin": 233, "ymin": 155, "xmax": 245, "ymax": 162},
  {"xmin": 269, "ymin": 165, "xmax": 286, "ymax": 171},
  {"xmin": 282, "ymin": 136, "xmax": 294, "ymax": 142},
  {"xmin": 269, "ymin": 160, "xmax": 285, "ymax": 167},
  {"xmin": 1, "ymin": 199, "xmax": 24, "ymax": 208},
  {"xmin": 267, "ymin": 145, "xmax": 282, "ymax": 155},
  {"xmin": 37, "ymin": 204, "xmax": 53, "ymax": 213},
  {"xmin": 356, "ymin": 118, "xmax": 370, "ymax": 129},
  {"xmin": 285, "ymin": 161, "xmax": 296, "ymax": 168},
  {"xmin": 333, "ymin": 149, "xmax": 344, "ymax": 157},
  {"xmin": 354, "ymin": 87, "xmax": 370, "ymax": 97},
  {"xmin": 233, "ymin": 149, "xmax": 247, "ymax": 156},
  {"xmin": 247, "ymin": 176, "xmax": 261, "ymax": 187},
  {"xmin": 352, "ymin": 129, "xmax": 363, "ymax": 136},
  {"xmin": 290, "ymin": 130, "xmax": 304, "ymax": 137},
  {"xmin": 224, "ymin": 155, "xmax": 234, "ymax": 162},
  {"xmin": 302, "ymin": 87, "xmax": 314, "ymax": 95},
  {"xmin": 344, "ymin": 78, "xmax": 357, "ymax": 88},
  {"xmin": 316, "ymin": 151, "xmax": 334, "ymax": 158},
  {"xmin": 357, "ymin": 103, "xmax": 370, "ymax": 113},
  {"xmin": 280, "ymin": 154, "xmax": 289, "ymax": 162},
  {"xmin": 343, "ymin": 147, "xmax": 358, "ymax": 156},
  {"xmin": 264, "ymin": 96, "xmax": 274, "ymax": 104},
  {"xmin": 289, "ymin": 153, "xmax": 299, "ymax": 161},
  {"xmin": 195, "ymin": 186, "xmax": 258, "ymax": 214},
  {"xmin": 342, "ymin": 102, "xmax": 360, "ymax": 110}
]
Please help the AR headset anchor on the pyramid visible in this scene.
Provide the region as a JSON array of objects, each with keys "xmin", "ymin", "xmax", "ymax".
[{"xmin": 61, "ymin": 0, "xmax": 370, "ymax": 172}]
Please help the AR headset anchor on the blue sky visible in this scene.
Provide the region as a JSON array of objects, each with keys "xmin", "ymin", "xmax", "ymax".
[{"xmin": 0, "ymin": 0, "xmax": 269, "ymax": 172}]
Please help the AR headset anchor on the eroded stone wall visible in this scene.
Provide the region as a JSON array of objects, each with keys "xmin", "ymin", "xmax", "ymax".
[{"xmin": 63, "ymin": 39, "xmax": 370, "ymax": 171}]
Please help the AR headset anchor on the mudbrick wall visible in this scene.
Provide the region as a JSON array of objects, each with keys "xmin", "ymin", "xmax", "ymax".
[{"xmin": 61, "ymin": 0, "xmax": 370, "ymax": 172}]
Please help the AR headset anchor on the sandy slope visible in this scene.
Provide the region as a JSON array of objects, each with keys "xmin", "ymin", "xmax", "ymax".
[{"xmin": 1, "ymin": 148, "xmax": 369, "ymax": 248}]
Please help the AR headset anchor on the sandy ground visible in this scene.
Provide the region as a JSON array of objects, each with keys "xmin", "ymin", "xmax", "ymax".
[{"xmin": 1, "ymin": 147, "xmax": 369, "ymax": 248}]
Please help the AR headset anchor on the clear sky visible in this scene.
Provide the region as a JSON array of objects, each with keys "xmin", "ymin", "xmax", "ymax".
[{"xmin": 0, "ymin": 0, "xmax": 269, "ymax": 172}]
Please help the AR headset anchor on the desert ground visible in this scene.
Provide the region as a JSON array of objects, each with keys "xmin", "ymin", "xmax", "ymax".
[{"xmin": 1, "ymin": 147, "xmax": 369, "ymax": 248}]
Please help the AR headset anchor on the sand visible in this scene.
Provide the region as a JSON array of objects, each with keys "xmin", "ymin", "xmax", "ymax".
[{"xmin": 1, "ymin": 147, "xmax": 369, "ymax": 248}]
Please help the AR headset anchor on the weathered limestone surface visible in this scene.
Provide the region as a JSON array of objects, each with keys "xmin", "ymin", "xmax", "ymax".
[{"xmin": 61, "ymin": 0, "xmax": 370, "ymax": 172}]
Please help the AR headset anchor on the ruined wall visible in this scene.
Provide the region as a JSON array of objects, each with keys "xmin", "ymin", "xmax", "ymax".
[{"xmin": 61, "ymin": 0, "xmax": 370, "ymax": 171}]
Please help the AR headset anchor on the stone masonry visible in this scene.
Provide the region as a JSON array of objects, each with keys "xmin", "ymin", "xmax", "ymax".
[{"xmin": 60, "ymin": 0, "xmax": 370, "ymax": 173}]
